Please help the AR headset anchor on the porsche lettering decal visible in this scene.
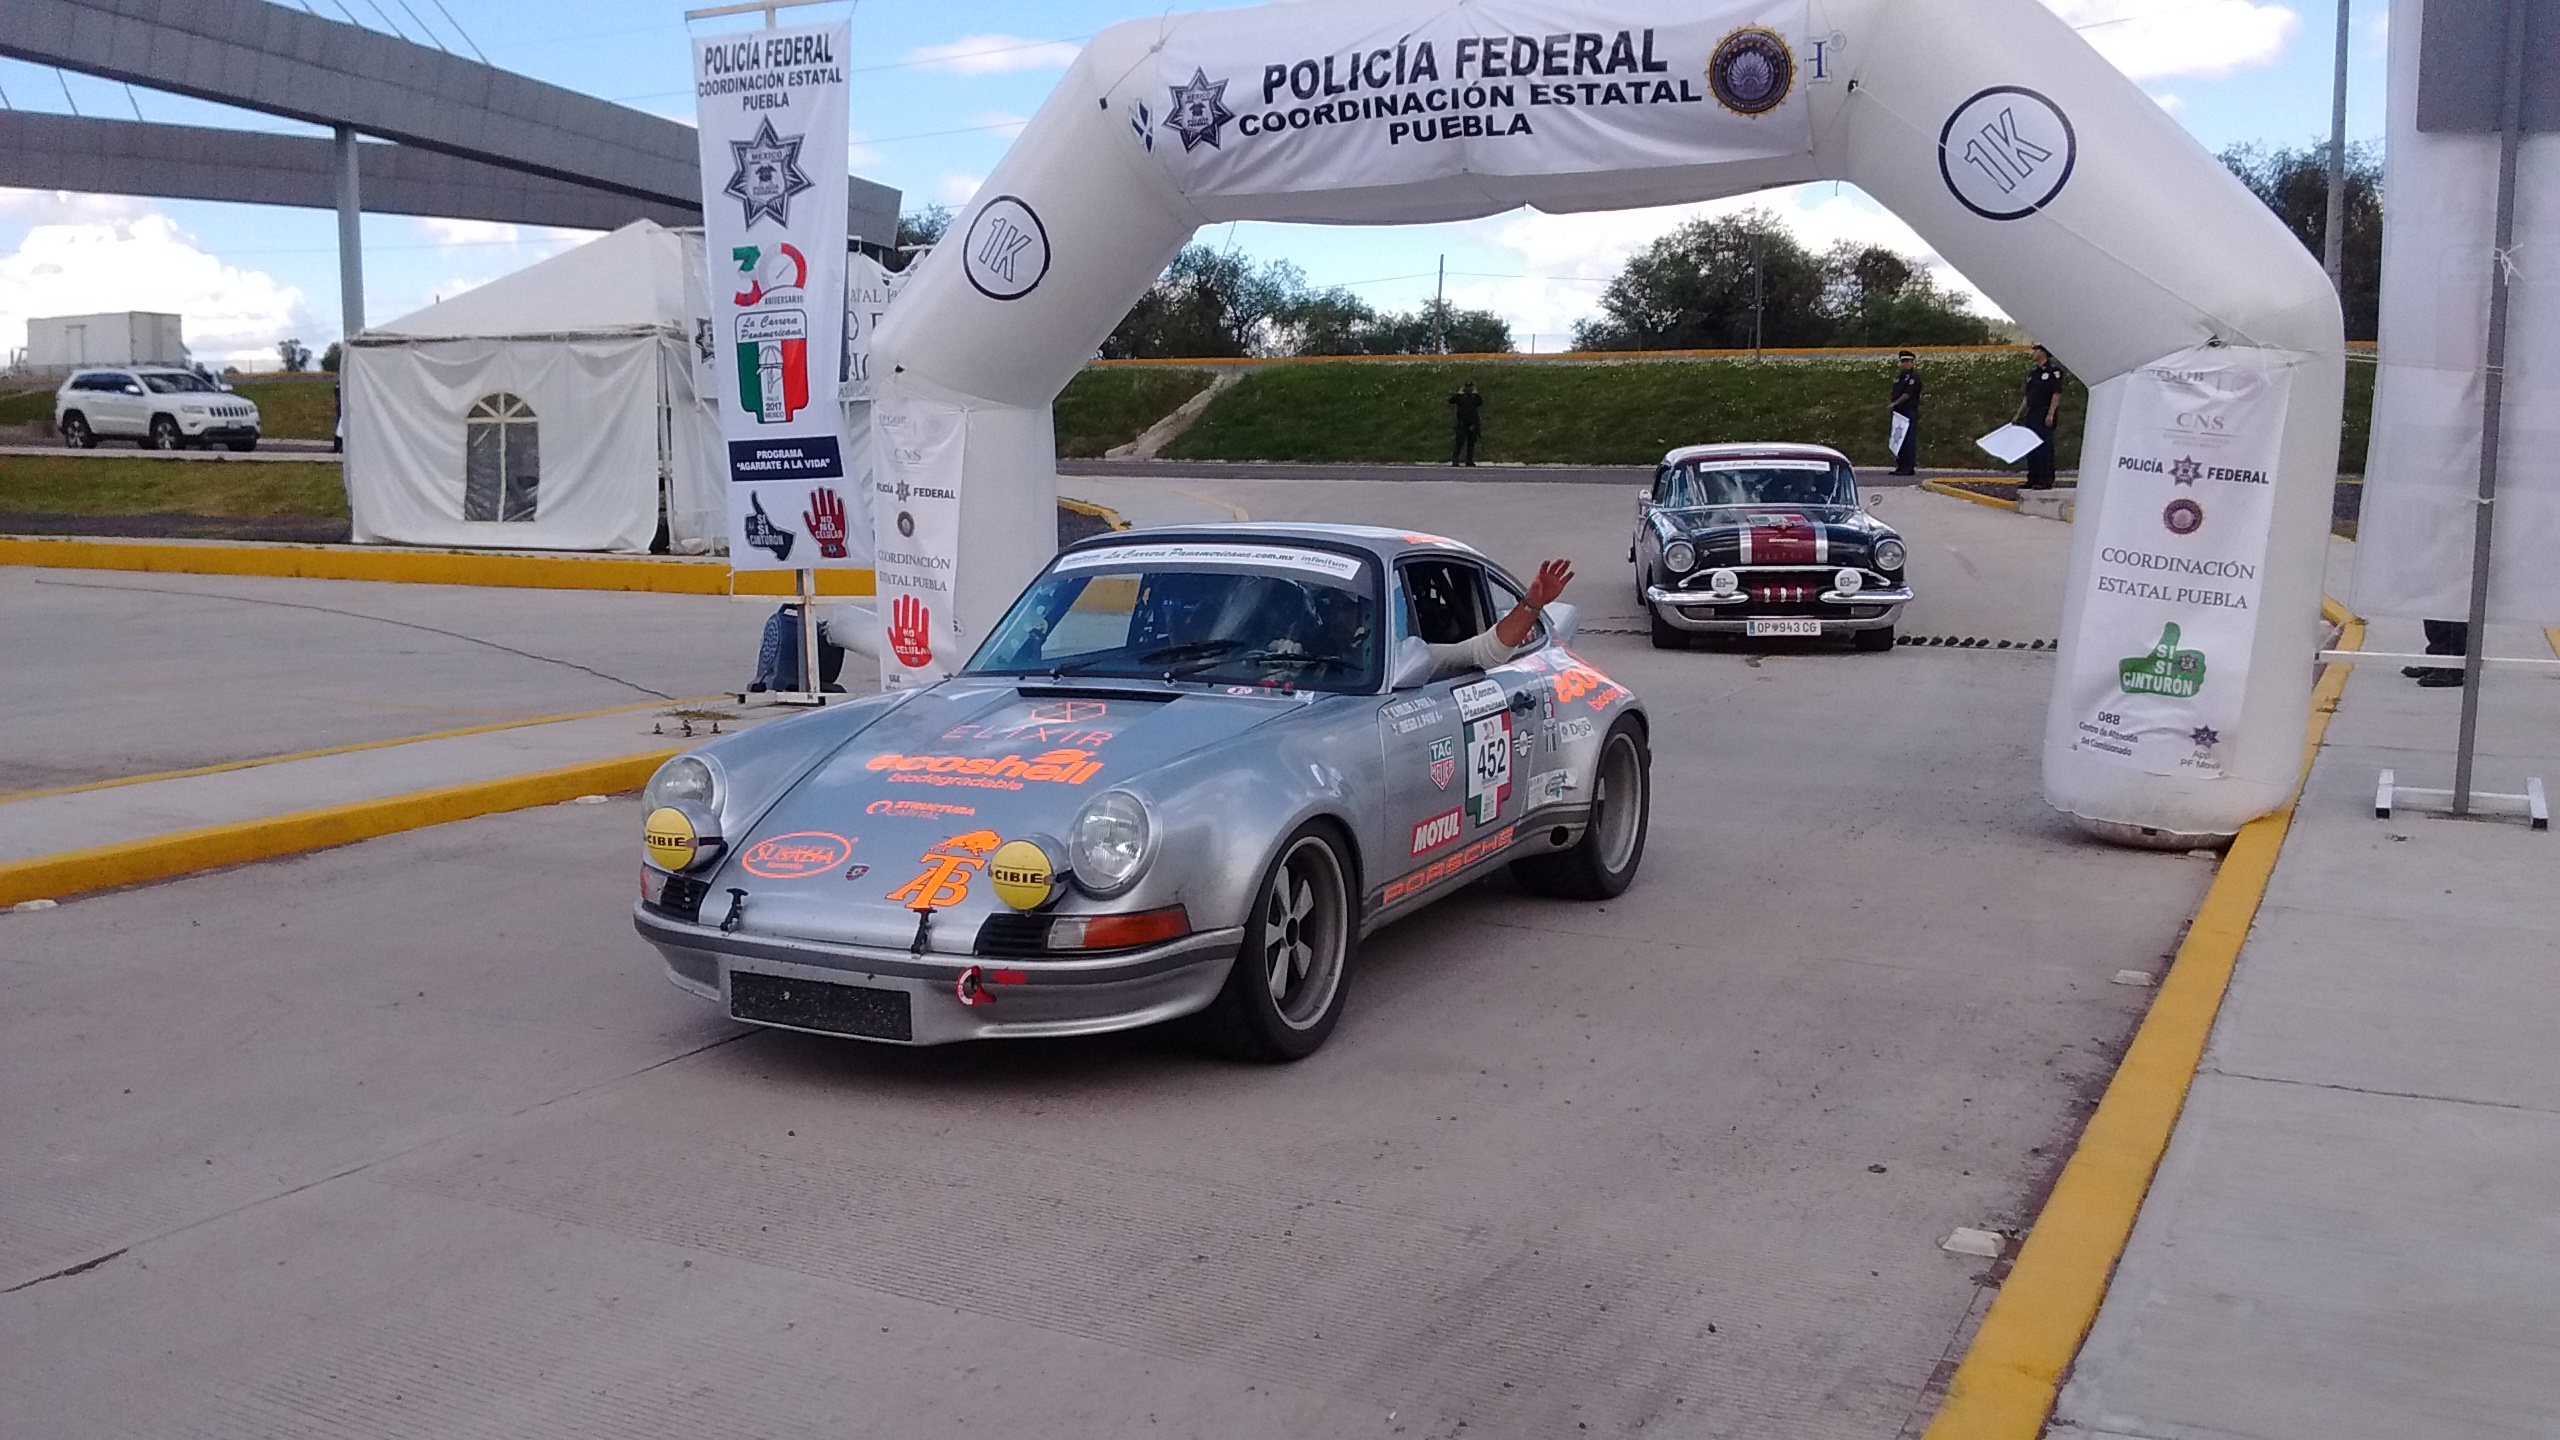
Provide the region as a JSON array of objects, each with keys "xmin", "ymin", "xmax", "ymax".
[
  {"xmin": 1383, "ymin": 824, "xmax": 1515, "ymax": 904},
  {"xmin": 887, "ymin": 829, "xmax": 1003, "ymax": 910}
]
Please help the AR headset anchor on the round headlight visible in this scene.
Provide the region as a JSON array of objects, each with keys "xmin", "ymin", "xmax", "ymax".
[
  {"xmin": 1835, "ymin": 567, "xmax": 1864, "ymax": 594},
  {"xmin": 643, "ymin": 755, "xmax": 715, "ymax": 813},
  {"xmin": 1070, "ymin": 791, "xmax": 1152, "ymax": 895},
  {"xmin": 1874, "ymin": 537, "xmax": 1907, "ymax": 571},
  {"xmin": 1663, "ymin": 540, "xmax": 1696, "ymax": 573},
  {"xmin": 1709, "ymin": 568, "xmax": 1740, "ymax": 596}
]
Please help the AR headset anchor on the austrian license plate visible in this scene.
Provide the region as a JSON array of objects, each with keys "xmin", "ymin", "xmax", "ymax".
[{"xmin": 1747, "ymin": 619, "xmax": 1824, "ymax": 637}]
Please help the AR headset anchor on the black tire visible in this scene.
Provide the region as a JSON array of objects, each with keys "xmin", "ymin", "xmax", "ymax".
[
  {"xmin": 1510, "ymin": 717, "xmax": 1650, "ymax": 900},
  {"xmin": 226, "ymin": 438, "xmax": 258, "ymax": 453},
  {"xmin": 1648, "ymin": 582, "xmax": 1688, "ymax": 650},
  {"xmin": 147, "ymin": 415, "xmax": 181, "ymax": 451},
  {"xmin": 1200, "ymin": 822, "xmax": 1357, "ymax": 1062},
  {"xmin": 60, "ymin": 413, "xmax": 94, "ymax": 449},
  {"xmin": 1853, "ymin": 624, "xmax": 1896, "ymax": 652}
]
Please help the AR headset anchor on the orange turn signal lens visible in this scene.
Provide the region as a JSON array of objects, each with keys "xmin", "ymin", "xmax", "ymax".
[{"xmin": 1048, "ymin": 905, "xmax": 1190, "ymax": 951}]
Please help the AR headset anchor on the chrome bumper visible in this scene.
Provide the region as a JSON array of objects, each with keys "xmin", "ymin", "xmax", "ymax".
[
  {"xmin": 1643, "ymin": 584, "xmax": 1911, "ymax": 633},
  {"xmin": 633, "ymin": 904, "xmax": 1242, "ymax": 1046}
]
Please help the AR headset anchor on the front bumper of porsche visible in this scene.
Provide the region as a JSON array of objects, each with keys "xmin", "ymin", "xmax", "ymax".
[
  {"xmin": 633, "ymin": 904, "xmax": 1243, "ymax": 1045},
  {"xmin": 1643, "ymin": 583, "xmax": 1913, "ymax": 634}
]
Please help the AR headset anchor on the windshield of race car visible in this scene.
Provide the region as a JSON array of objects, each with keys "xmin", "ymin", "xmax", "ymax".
[
  {"xmin": 1658, "ymin": 460, "xmax": 1856, "ymax": 509},
  {"xmin": 970, "ymin": 543, "xmax": 1380, "ymax": 693}
]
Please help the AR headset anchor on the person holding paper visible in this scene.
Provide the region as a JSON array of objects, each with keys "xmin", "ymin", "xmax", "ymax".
[
  {"xmin": 2014, "ymin": 344, "xmax": 2067, "ymax": 490},
  {"xmin": 1887, "ymin": 350, "xmax": 1923, "ymax": 475}
]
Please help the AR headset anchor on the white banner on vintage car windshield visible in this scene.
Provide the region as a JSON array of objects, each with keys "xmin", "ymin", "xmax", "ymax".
[
  {"xmin": 695, "ymin": 22, "xmax": 855, "ymax": 571},
  {"xmin": 1144, "ymin": 0, "xmax": 1815, "ymax": 200},
  {"xmin": 2064, "ymin": 345, "xmax": 2295, "ymax": 779},
  {"xmin": 872, "ymin": 398, "xmax": 965, "ymax": 688},
  {"xmin": 1055, "ymin": 542, "xmax": 1365, "ymax": 582}
]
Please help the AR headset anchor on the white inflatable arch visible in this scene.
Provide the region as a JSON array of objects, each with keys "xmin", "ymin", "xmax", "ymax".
[{"xmin": 867, "ymin": 0, "xmax": 2344, "ymax": 843}]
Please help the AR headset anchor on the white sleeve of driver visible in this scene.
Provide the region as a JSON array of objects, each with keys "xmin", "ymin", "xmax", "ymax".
[{"xmin": 1428, "ymin": 627, "xmax": 1517, "ymax": 678}]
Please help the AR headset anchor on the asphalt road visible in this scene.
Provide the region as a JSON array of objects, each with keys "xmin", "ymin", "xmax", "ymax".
[{"xmin": 1, "ymin": 485, "xmax": 2211, "ymax": 1438}]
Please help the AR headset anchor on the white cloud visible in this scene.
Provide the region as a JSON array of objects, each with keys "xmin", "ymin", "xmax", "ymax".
[
  {"xmin": 906, "ymin": 34, "xmax": 1081, "ymax": 76},
  {"xmin": 1440, "ymin": 184, "xmax": 2010, "ymax": 348},
  {"xmin": 0, "ymin": 188, "xmax": 151, "ymax": 227},
  {"xmin": 2151, "ymin": 91, "xmax": 2186, "ymax": 112},
  {"xmin": 1, "ymin": 213, "xmax": 308, "ymax": 367},
  {"xmin": 415, "ymin": 217, "xmax": 519, "ymax": 247},
  {"xmin": 2046, "ymin": 0, "xmax": 2302, "ymax": 81},
  {"xmin": 936, "ymin": 173, "xmax": 987, "ymax": 206}
]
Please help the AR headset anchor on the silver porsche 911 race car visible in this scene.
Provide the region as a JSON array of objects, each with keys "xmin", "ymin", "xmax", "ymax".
[{"xmin": 635, "ymin": 524, "xmax": 1651, "ymax": 1061}]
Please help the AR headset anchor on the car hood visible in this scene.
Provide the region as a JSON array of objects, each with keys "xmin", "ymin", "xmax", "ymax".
[
  {"xmin": 710, "ymin": 678, "xmax": 1299, "ymax": 949},
  {"xmin": 1659, "ymin": 505, "xmax": 1894, "ymax": 564}
]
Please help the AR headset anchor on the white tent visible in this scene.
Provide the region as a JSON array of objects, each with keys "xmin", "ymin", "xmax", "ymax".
[{"xmin": 344, "ymin": 220, "xmax": 724, "ymax": 553}]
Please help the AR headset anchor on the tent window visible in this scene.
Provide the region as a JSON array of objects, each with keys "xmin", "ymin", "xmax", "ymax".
[{"xmin": 464, "ymin": 392, "xmax": 539, "ymax": 522}]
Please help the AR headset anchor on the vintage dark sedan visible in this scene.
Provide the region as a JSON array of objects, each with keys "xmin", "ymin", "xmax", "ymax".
[{"xmin": 1631, "ymin": 442, "xmax": 1911, "ymax": 650}]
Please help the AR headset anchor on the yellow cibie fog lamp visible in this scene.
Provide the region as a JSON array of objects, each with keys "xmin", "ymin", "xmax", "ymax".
[
  {"xmin": 644, "ymin": 806, "xmax": 701, "ymax": 870},
  {"xmin": 988, "ymin": 837, "xmax": 1068, "ymax": 910}
]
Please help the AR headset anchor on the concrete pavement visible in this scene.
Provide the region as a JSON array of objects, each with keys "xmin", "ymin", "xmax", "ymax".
[
  {"xmin": 2049, "ymin": 620, "xmax": 2560, "ymax": 1440},
  {"xmin": 0, "ymin": 473, "xmax": 2218, "ymax": 1437}
]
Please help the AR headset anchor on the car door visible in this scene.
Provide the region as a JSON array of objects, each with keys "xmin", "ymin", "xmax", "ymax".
[
  {"xmin": 97, "ymin": 372, "xmax": 147, "ymax": 437},
  {"xmin": 1479, "ymin": 566, "xmax": 1567, "ymax": 817},
  {"xmin": 1372, "ymin": 556, "xmax": 1547, "ymax": 911}
]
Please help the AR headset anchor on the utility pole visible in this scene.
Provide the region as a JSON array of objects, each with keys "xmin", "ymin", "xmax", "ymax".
[
  {"xmin": 1750, "ymin": 229, "xmax": 1765, "ymax": 359},
  {"xmin": 1432, "ymin": 254, "xmax": 1446, "ymax": 354},
  {"xmin": 2322, "ymin": 0, "xmax": 2351, "ymax": 290}
]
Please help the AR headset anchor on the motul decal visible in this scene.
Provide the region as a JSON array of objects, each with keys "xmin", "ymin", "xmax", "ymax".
[{"xmin": 1411, "ymin": 807, "xmax": 1463, "ymax": 856}]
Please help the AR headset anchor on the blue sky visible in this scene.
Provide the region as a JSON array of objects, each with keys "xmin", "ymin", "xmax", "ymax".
[{"xmin": 0, "ymin": 0, "xmax": 2393, "ymax": 367}]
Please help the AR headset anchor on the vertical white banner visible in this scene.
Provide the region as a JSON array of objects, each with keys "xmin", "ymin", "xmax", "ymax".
[
  {"xmin": 871, "ymin": 398, "xmax": 967, "ymax": 689},
  {"xmin": 2064, "ymin": 345, "xmax": 2295, "ymax": 779},
  {"xmin": 694, "ymin": 22, "xmax": 856, "ymax": 572}
]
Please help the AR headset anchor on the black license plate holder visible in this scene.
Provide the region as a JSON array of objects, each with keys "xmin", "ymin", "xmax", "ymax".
[{"xmin": 728, "ymin": 970, "xmax": 913, "ymax": 1041}]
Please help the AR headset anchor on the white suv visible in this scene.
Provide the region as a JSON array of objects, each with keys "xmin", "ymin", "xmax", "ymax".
[{"xmin": 55, "ymin": 368, "xmax": 262, "ymax": 452}]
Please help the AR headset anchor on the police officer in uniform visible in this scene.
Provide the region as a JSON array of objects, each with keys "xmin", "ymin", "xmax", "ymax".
[
  {"xmin": 1887, "ymin": 350, "xmax": 1922, "ymax": 475},
  {"xmin": 1448, "ymin": 380, "xmax": 1483, "ymax": 467},
  {"xmin": 2016, "ymin": 344, "xmax": 2066, "ymax": 491}
]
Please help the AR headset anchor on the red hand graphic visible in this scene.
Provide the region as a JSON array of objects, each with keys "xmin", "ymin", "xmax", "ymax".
[
  {"xmin": 803, "ymin": 487, "xmax": 849, "ymax": 560},
  {"xmin": 888, "ymin": 593, "xmax": 933, "ymax": 670}
]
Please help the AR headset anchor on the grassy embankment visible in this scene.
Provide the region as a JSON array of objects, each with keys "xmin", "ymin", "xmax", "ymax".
[
  {"xmin": 1054, "ymin": 366, "xmax": 1215, "ymax": 457},
  {"xmin": 0, "ymin": 373, "xmax": 340, "ymax": 439},
  {"xmin": 0, "ymin": 455, "xmax": 348, "ymax": 517},
  {"xmin": 1150, "ymin": 351, "xmax": 2376, "ymax": 475}
]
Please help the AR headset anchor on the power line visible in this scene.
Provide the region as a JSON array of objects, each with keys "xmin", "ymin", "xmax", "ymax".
[
  {"xmin": 424, "ymin": 0, "xmax": 490, "ymax": 65},
  {"xmin": 390, "ymin": 0, "xmax": 449, "ymax": 53}
]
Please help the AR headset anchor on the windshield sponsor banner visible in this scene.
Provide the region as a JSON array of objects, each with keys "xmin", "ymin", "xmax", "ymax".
[
  {"xmin": 871, "ymin": 399, "xmax": 966, "ymax": 687},
  {"xmin": 2065, "ymin": 345, "xmax": 2293, "ymax": 778},
  {"xmin": 695, "ymin": 22, "xmax": 856, "ymax": 571},
  {"xmin": 1142, "ymin": 0, "xmax": 1815, "ymax": 201},
  {"xmin": 1056, "ymin": 542, "xmax": 1366, "ymax": 583}
]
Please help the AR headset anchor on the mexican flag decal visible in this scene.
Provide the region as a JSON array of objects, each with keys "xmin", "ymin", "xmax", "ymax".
[{"xmin": 735, "ymin": 309, "xmax": 810, "ymax": 423}]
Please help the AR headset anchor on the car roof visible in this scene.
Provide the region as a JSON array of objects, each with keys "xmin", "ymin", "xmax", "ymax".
[
  {"xmin": 1058, "ymin": 521, "xmax": 1491, "ymax": 569},
  {"xmin": 1661, "ymin": 441, "xmax": 1851, "ymax": 467}
]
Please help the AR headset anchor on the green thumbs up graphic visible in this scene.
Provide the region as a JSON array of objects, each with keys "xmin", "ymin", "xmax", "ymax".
[{"xmin": 2119, "ymin": 622, "xmax": 2208, "ymax": 698}]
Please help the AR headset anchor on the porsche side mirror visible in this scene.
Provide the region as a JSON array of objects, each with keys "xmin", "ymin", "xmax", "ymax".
[
  {"xmin": 1541, "ymin": 601, "xmax": 1580, "ymax": 647},
  {"xmin": 818, "ymin": 603, "xmax": 879, "ymax": 661},
  {"xmin": 1389, "ymin": 635, "xmax": 1434, "ymax": 690}
]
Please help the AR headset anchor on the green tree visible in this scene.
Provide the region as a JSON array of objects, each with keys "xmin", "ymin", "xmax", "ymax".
[
  {"xmin": 2218, "ymin": 142, "xmax": 2382, "ymax": 342},
  {"xmin": 1101, "ymin": 246, "xmax": 1302, "ymax": 359},
  {"xmin": 277, "ymin": 338, "xmax": 311, "ymax": 372},
  {"xmin": 319, "ymin": 341, "xmax": 343, "ymax": 373},
  {"xmin": 886, "ymin": 205, "xmax": 951, "ymax": 273},
  {"xmin": 1572, "ymin": 211, "xmax": 1828, "ymax": 351},
  {"xmin": 1818, "ymin": 242, "xmax": 1996, "ymax": 346}
]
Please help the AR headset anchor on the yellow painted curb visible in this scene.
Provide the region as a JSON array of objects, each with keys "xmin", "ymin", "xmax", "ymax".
[
  {"xmin": 0, "ymin": 696, "xmax": 724, "ymax": 804},
  {"xmin": 1921, "ymin": 601, "xmax": 2365, "ymax": 1440},
  {"xmin": 0, "ymin": 535, "xmax": 874, "ymax": 596},
  {"xmin": 1921, "ymin": 478, "xmax": 2021, "ymax": 512},
  {"xmin": 0, "ymin": 750, "xmax": 676, "ymax": 909},
  {"xmin": 1056, "ymin": 496, "xmax": 1131, "ymax": 531}
]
